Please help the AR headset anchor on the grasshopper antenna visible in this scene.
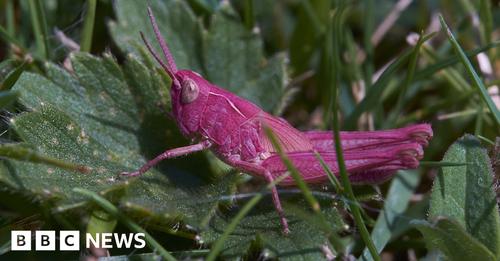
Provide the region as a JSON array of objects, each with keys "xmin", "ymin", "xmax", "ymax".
[
  {"xmin": 146, "ymin": 6, "xmax": 178, "ymax": 75},
  {"xmin": 140, "ymin": 32, "xmax": 172, "ymax": 78}
]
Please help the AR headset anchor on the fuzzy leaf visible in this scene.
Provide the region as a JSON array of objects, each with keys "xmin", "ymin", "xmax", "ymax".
[
  {"xmin": 110, "ymin": 0, "xmax": 287, "ymax": 113},
  {"xmin": 109, "ymin": 0, "xmax": 204, "ymax": 72},
  {"xmin": 203, "ymin": 4, "xmax": 287, "ymax": 112},
  {"xmin": 430, "ymin": 134, "xmax": 500, "ymax": 257},
  {"xmin": 413, "ymin": 218, "xmax": 496, "ymax": 261},
  {"xmin": 201, "ymin": 195, "xmax": 344, "ymax": 259}
]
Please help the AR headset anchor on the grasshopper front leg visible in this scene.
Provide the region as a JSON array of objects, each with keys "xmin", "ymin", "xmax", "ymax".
[{"xmin": 121, "ymin": 140, "xmax": 212, "ymax": 177}]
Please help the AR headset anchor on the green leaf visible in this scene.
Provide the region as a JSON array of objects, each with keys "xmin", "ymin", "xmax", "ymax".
[
  {"xmin": 413, "ymin": 218, "xmax": 496, "ymax": 261},
  {"xmin": 430, "ymin": 135, "xmax": 500, "ymax": 257},
  {"xmin": 201, "ymin": 195, "xmax": 344, "ymax": 259},
  {"xmin": 289, "ymin": 0, "xmax": 329, "ymax": 73},
  {"xmin": 0, "ymin": 143, "xmax": 86, "ymax": 174},
  {"xmin": 359, "ymin": 170, "xmax": 421, "ymax": 261},
  {"xmin": 110, "ymin": 0, "xmax": 287, "ymax": 113},
  {"xmin": 203, "ymin": 4, "xmax": 287, "ymax": 112},
  {"xmin": 109, "ymin": 0, "xmax": 204, "ymax": 72},
  {"xmin": 0, "ymin": 90, "xmax": 19, "ymax": 108}
]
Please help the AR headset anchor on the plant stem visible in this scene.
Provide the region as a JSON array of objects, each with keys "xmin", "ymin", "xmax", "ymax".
[
  {"xmin": 328, "ymin": 2, "xmax": 380, "ymax": 260},
  {"xmin": 81, "ymin": 0, "xmax": 97, "ymax": 52},
  {"xmin": 28, "ymin": 0, "xmax": 49, "ymax": 59},
  {"xmin": 439, "ymin": 15, "xmax": 500, "ymax": 125},
  {"xmin": 206, "ymin": 194, "xmax": 262, "ymax": 261},
  {"xmin": 243, "ymin": 0, "xmax": 254, "ymax": 30},
  {"xmin": 206, "ymin": 175, "xmax": 289, "ymax": 260},
  {"xmin": 264, "ymin": 127, "xmax": 321, "ymax": 212}
]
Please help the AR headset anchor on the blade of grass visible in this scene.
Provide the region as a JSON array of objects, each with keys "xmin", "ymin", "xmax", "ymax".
[
  {"xmin": 28, "ymin": 0, "xmax": 50, "ymax": 59},
  {"xmin": 314, "ymin": 151, "xmax": 343, "ymax": 193},
  {"xmin": 264, "ymin": 127, "xmax": 320, "ymax": 212},
  {"xmin": 413, "ymin": 41, "xmax": 500, "ymax": 82},
  {"xmin": 477, "ymin": 135, "xmax": 495, "ymax": 145},
  {"xmin": 397, "ymin": 89, "xmax": 475, "ymax": 125},
  {"xmin": 371, "ymin": 0, "xmax": 412, "ymax": 46},
  {"xmin": 0, "ymin": 143, "xmax": 89, "ymax": 173},
  {"xmin": 80, "ymin": 0, "xmax": 97, "ymax": 52},
  {"xmin": 243, "ymin": 0, "xmax": 254, "ymax": 30},
  {"xmin": 344, "ymin": 30, "xmax": 364, "ymax": 115},
  {"xmin": 479, "ymin": 0, "xmax": 493, "ymax": 46},
  {"xmin": 265, "ymin": 128, "xmax": 346, "ymax": 253},
  {"xmin": 421, "ymin": 44, "xmax": 470, "ymax": 91},
  {"xmin": 206, "ymin": 174, "xmax": 289, "ymax": 261},
  {"xmin": 359, "ymin": 170, "xmax": 420, "ymax": 261},
  {"xmin": 299, "ymin": 0, "xmax": 325, "ymax": 36},
  {"xmin": 474, "ymin": 106, "xmax": 484, "ymax": 135},
  {"xmin": 187, "ymin": 0, "xmax": 214, "ymax": 15},
  {"xmin": 6, "ymin": 0, "xmax": 15, "ymax": 36},
  {"xmin": 438, "ymin": 108, "xmax": 492, "ymax": 121},
  {"xmin": 206, "ymin": 194, "xmax": 262, "ymax": 261},
  {"xmin": 1, "ymin": 61, "xmax": 28, "ymax": 91},
  {"xmin": 73, "ymin": 188, "xmax": 176, "ymax": 261},
  {"xmin": 419, "ymin": 161, "xmax": 468, "ymax": 167},
  {"xmin": 363, "ymin": 0, "xmax": 374, "ymax": 87},
  {"xmin": 327, "ymin": 2, "xmax": 380, "ymax": 260},
  {"xmin": 385, "ymin": 32, "xmax": 436, "ymax": 127},
  {"xmin": 86, "ymin": 210, "xmax": 117, "ymax": 237},
  {"xmin": 344, "ymin": 49, "xmax": 412, "ymax": 129},
  {"xmin": 439, "ymin": 15, "xmax": 500, "ymax": 125},
  {"xmin": 0, "ymin": 25, "xmax": 23, "ymax": 49}
]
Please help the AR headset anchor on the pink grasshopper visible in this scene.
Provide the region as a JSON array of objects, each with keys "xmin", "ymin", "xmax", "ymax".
[{"xmin": 121, "ymin": 7, "xmax": 433, "ymax": 234}]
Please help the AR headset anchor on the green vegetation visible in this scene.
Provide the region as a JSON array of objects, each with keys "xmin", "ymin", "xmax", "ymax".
[{"xmin": 0, "ymin": 0, "xmax": 499, "ymax": 259}]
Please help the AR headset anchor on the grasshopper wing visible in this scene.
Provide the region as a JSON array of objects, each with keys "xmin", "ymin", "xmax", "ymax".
[
  {"xmin": 304, "ymin": 124, "xmax": 432, "ymax": 152},
  {"xmin": 261, "ymin": 142, "xmax": 423, "ymax": 186},
  {"xmin": 258, "ymin": 113, "xmax": 313, "ymax": 153}
]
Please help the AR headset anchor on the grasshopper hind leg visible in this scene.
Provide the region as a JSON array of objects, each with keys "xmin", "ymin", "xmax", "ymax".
[
  {"xmin": 225, "ymin": 158, "xmax": 290, "ymax": 234},
  {"xmin": 263, "ymin": 170, "xmax": 290, "ymax": 235}
]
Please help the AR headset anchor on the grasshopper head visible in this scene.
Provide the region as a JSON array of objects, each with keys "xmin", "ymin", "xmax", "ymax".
[
  {"xmin": 142, "ymin": 7, "xmax": 210, "ymax": 137},
  {"xmin": 169, "ymin": 70, "xmax": 210, "ymax": 136}
]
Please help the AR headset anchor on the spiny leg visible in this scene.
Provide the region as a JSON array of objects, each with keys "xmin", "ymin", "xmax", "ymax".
[
  {"xmin": 121, "ymin": 141, "xmax": 211, "ymax": 177},
  {"xmin": 225, "ymin": 158, "xmax": 290, "ymax": 234},
  {"xmin": 263, "ymin": 170, "xmax": 290, "ymax": 235}
]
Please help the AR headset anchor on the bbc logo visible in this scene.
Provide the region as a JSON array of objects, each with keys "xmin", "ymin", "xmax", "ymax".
[
  {"xmin": 11, "ymin": 231, "xmax": 79, "ymax": 251},
  {"xmin": 11, "ymin": 230, "xmax": 146, "ymax": 251}
]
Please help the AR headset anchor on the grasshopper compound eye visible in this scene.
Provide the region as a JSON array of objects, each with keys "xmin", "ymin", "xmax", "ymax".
[{"xmin": 181, "ymin": 78, "xmax": 199, "ymax": 104}]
